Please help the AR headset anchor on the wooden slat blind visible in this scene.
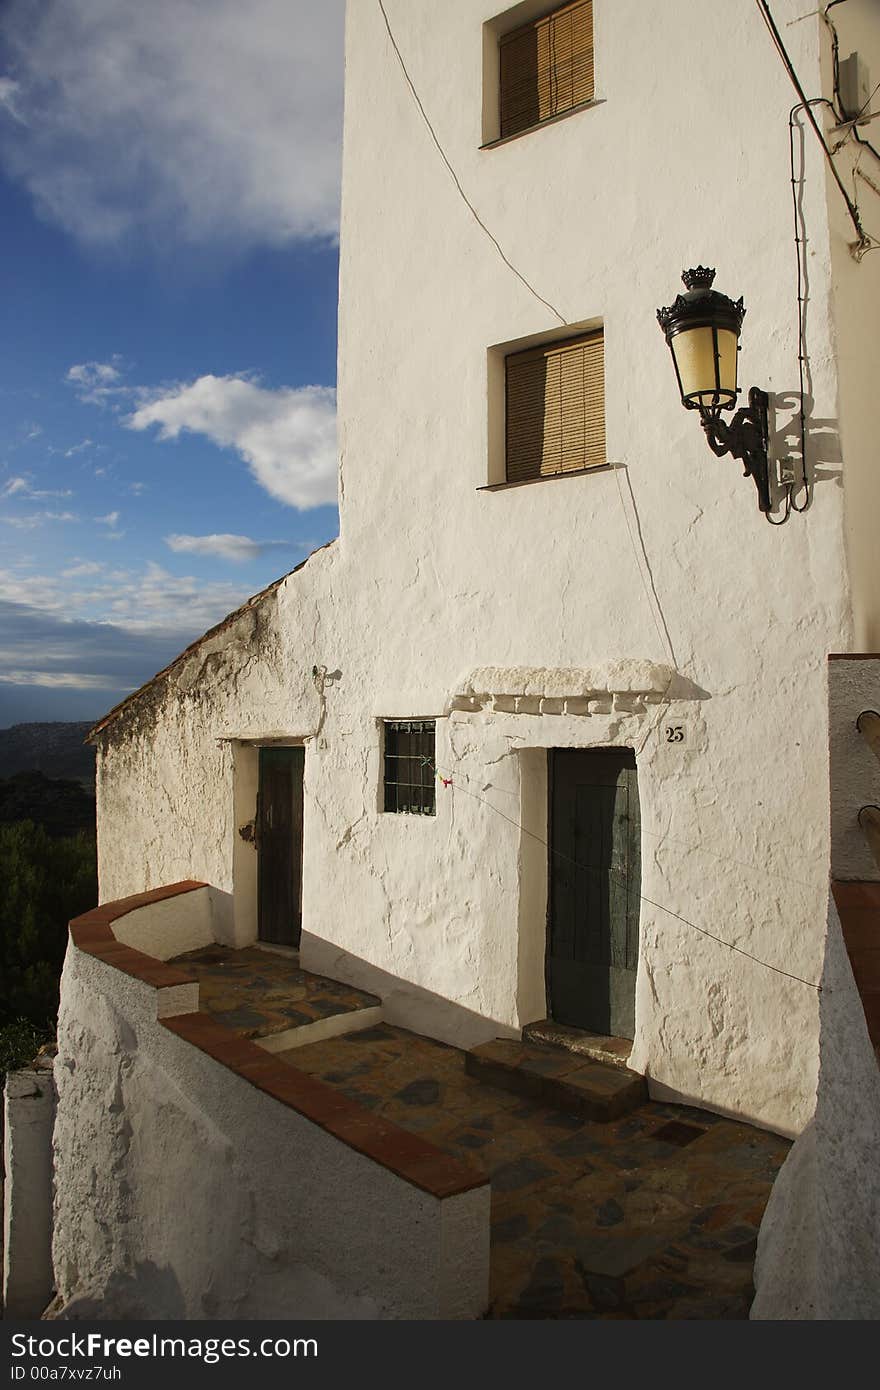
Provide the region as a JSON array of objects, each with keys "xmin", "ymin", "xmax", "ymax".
[
  {"xmin": 499, "ymin": 0, "xmax": 594, "ymax": 139},
  {"xmin": 505, "ymin": 330, "xmax": 605, "ymax": 483}
]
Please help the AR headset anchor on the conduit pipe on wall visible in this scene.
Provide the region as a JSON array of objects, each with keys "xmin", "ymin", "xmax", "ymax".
[
  {"xmin": 857, "ymin": 804, "xmax": 880, "ymax": 871},
  {"xmin": 857, "ymin": 710, "xmax": 880, "ymax": 766}
]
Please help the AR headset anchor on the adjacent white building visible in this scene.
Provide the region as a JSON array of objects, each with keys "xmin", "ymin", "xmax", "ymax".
[{"xmin": 46, "ymin": 0, "xmax": 880, "ymax": 1319}]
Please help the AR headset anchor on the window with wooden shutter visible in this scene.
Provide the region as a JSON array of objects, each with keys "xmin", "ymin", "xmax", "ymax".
[
  {"xmin": 499, "ymin": 0, "xmax": 594, "ymax": 139},
  {"xmin": 505, "ymin": 330, "xmax": 605, "ymax": 483}
]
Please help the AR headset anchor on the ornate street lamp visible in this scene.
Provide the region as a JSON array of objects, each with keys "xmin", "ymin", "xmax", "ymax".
[{"xmin": 657, "ymin": 267, "xmax": 775, "ymax": 516}]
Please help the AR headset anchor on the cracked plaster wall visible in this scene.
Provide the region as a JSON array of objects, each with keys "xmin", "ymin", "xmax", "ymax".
[{"xmin": 84, "ymin": 0, "xmax": 878, "ymax": 1138}]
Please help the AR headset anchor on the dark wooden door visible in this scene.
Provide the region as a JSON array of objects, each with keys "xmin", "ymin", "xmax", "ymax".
[
  {"xmin": 547, "ymin": 748, "xmax": 640, "ymax": 1038},
  {"xmin": 257, "ymin": 746, "xmax": 304, "ymax": 947}
]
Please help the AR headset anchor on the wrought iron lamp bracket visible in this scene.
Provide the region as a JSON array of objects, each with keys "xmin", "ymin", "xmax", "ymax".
[{"xmin": 699, "ymin": 386, "xmax": 775, "ymax": 514}]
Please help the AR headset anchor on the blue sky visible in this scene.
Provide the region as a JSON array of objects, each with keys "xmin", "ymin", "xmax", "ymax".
[{"xmin": 0, "ymin": 0, "xmax": 345, "ymax": 727}]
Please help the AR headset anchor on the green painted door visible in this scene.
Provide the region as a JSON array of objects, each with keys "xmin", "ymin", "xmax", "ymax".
[
  {"xmin": 257, "ymin": 746, "xmax": 304, "ymax": 948},
  {"xmin": 547, "ymin": 748, "xmax": 640, "ymax": 1038}
]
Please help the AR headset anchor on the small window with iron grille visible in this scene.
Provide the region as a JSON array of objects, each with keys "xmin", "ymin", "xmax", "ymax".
[{"xmin": 383, "ymin": 721, "xmax": 436, "ymax": 815}]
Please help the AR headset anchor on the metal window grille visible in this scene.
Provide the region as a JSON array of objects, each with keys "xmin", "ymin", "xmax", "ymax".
[{"xmin": 383, "ymin": 721, "xmax": 436, "ymax": 815}]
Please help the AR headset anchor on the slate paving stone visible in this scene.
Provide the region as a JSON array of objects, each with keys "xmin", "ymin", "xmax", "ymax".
[
  {"xmin": 492, "ymin": 1213, "xmax": 531, "ymax": 1243},
  {"xmin": 269, "ymin": 1019, "xmax": 789, "ymax": 1319},
  {"xmin": 171, "ymin": 945, "xmax": 380, "ymax": 1041},
  {"xmin": 491, "ymin": 1156, "xmax": 556, "ymax": 1192},
  {"xmin": 393, "ymin": 1078, "xmax": 441, "ymax": 1106},
  {"xmin": 596, "ymin": 1198, "xmax": 624, "ymax": 1228}
]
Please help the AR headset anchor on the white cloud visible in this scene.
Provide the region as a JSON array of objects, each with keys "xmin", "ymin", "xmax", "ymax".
[
  {"xmin": 95, "ymin": 511, "xmax": 120, "ymax": 527},
  {"xmin": 0, "ymin": 77, "xmax": 25, "ymax": 124},
  {"xmin": 2, "ymin": 475, "xmax": 73, "ymax": 500},
  {"xmin": 0, "ymin": 510, "xmax": 78, "ymax": 529},
  {"xmin": 67, "ymin": 362, "xmax": 119, "ymax": 388},
  {"xmin": 0, "ymin": 0, "xmax": 344, "ymax": 251},
  {"xmin": 65, "ymin": 360, "xmax": 128, "ymax": 406},
  {"xmin": 64, "ymin": 437, "xmax": 94, "ymax": 456},
  {"xmin": 0, "ymin": 561, "xmax": 255, "ymax": 636},
  {"xmin": 129, "ymin": 374, "xmax": 337, "ymax": 510},
  {"xmin": 1, "ymin": 669, "xmax": 117, "ymax": 690},
  {"xmin": 165, "ymin": 532, "xmax": 298, "ymax": 564},
  {"xmin": 61, "ymin": 561, "xmax": 104, "ymax": 578}
]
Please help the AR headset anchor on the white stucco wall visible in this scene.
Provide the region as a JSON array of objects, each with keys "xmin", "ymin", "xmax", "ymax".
[
  {"xmin": 753, "ymin": 653, "xmax": 880, "ymax": 1317},
  {"xmin": 3, "ymin": 1065, "xmax": 56, "ymax": 1319},
  {"xmin": 86, "ymin": 0, "xmax": 880, "ymax": 1138},
  {"xmin": 52, "ymin": 945, "xmax": 489, "ymax": 1320},
  {"xmin": 752, "ymin": 895, "xmax": 880, "ymax": 1319}
]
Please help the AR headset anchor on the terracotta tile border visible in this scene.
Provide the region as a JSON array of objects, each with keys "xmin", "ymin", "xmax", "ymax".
[
  {"xmin": 69, "ymin": 880, "xmax": 206, "ymax": 990},
  {"xmin": 161, "ymin": 1011, "xmax": 487, "ymax": 1200},
  {"xmin": 832, "ymin": 880, "xmax": 880, "ymax": 1050},
  {"xmin": 69, "ymin": 880, "xmax": 488, "ymax": 1202}
]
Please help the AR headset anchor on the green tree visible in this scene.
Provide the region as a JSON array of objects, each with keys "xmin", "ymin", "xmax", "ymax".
[{"xmin": 0, "ymin": 820, "xmax": 97, "ymax": 1029}]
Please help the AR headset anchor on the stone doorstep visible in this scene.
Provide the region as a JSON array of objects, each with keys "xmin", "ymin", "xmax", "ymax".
[
  {"xmin": 256, "ymin": 1004, "xmax": 385, "ymax": 1053},
  {"xmin": 466, "ymin": 1039, "xmax": 647, "ymax": 1123},
  {"xmin": 523, "ymin": 1019, "xmax": 634, "ymax": 1070}
]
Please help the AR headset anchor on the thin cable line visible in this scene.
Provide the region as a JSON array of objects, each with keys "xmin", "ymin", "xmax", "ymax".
[
  {"xmin": 756, "ymin": 0, "xmax": 874, "ymax": 256},
  {"xmin": 376, "ymin": 0, "xmax": 567, "ymax": 325},
  {"xmin": 786, "ymin": 101, "xmax": 822, "ymax": 513},
  {"xmin": 420, "ymin": 754, "xmax": 822, "ymax": 992},
  {"xmin": 612, "ymin": 465, "xmax": 679, "ymax": 669}
]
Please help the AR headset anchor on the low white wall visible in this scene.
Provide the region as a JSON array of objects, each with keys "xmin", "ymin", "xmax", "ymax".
[
  {"xmin": 52, "ymin": 946, "xmax": 489, "ymax": 1320},
  {"xmin": 752, "ymin": 895, "xmax": 880, "ymax": 1319},
  {"xmin": 111, "ymin": 886, "xmax": 219, "ymax": 961},
  {"xmin": 3, "ymin": 1064, "xmax": 56, "ymax": 1319}
]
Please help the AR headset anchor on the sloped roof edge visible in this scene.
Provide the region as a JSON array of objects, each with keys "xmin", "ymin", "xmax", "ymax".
[{"xmin": 86, "ymin": 539, "xmax": 337, "ymax": 743}]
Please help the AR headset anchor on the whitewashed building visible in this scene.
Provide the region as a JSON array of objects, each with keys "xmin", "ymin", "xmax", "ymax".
[{"xmin": 46, "ymin": 0, "xmax": 880, "ymax": 1318}]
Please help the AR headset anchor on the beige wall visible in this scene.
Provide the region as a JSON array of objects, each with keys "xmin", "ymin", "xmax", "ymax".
[{"xmin": 822, "ymin": 0, "xmax": 880, "ymax": 651}]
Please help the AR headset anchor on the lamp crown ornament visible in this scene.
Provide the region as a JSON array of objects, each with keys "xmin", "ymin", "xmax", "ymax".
[{"xmin": 681, "ymin": 266, "xmax": 715, "ymax": 290}]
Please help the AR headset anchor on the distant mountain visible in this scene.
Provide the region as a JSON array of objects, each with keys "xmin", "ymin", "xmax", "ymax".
[
  {"xmin": 0, "ymin": 771, "xmax": 96, "ymax": 838},
  {"xmin": 0, "ymin": 722, "xmax": 96, "ymax": 787}
]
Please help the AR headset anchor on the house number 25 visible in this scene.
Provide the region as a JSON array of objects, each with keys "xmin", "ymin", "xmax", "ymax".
[{"xmin": 665, "ymin": 725, "xmax": 685, "ymax": 743}]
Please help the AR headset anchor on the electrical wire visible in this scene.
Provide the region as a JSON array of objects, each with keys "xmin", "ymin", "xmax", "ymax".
[
  {"xmin": 756, "ymin": 0, "xmax": 874, "ymax": 257},
  {"xmin": 420, "ymin": 754, "xmax": 822, "ymax": 992},
  {"xmin": 612, "ymin": 465, "xmax": 679, "ymax": 669},
  {"xmin": 823, "ymin": 1, "xmax": 880, "ymax": 170},
  {"xmin": 376, "ymin": 0, "xmax": 567, "ymax": 326},
  {"xmin": 785, "ymin": 99, "xmax": 830, "ymax": 514}
]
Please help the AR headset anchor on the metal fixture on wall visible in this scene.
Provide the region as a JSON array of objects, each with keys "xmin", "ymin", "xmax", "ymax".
[{"xmin": 657, "ymin": 267, "xmax": 790, "ymax": 521}]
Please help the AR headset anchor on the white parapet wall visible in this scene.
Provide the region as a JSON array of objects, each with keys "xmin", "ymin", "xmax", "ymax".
[
  {"xmin": 52, "ymin": 932, "xmax": 490, "ymax": 1320},
  {"xmin": 3, "ymin": 1063, "xmax": 57, "ymax": 1319},
  {"xmin": 753, "ymin": 655, "xmax": 880, "ymax": 1318}
]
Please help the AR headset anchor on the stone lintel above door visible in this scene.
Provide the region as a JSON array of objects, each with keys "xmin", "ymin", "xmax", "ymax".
[{"xmin": 447, "ymin": 662, "xmax": 709, "ymax": 716}]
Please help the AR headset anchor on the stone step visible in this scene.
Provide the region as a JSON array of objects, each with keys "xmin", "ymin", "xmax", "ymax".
[
  {"xmin": 255, "ymin": 1001, "xmax": 384, "ymax": 1054},
  {"xmin": 465, "ymin": 1038, "xmax": 647, "ymax": 1122},
  {"xmin": 522, "ymin": 1018, "xmax": 634, "ymax": 1071}
]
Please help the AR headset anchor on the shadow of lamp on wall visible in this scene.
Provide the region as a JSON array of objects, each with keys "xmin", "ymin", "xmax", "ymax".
[{"xmin": 657, "ymin": 267, "xmax": 804, "ymax": 525}]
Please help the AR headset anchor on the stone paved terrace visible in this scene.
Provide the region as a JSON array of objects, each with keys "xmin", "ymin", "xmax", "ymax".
[
  {"xmin": 170, "ymin": 945, "xmax": 381, "ymax": 1043},
  {"xmin": 275, "ymin": 1023, "xmax": 791, "ymax": 1320}
]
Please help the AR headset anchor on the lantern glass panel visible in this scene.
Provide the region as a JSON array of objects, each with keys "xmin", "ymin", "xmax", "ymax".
[{"xmin": 671, "ymin": 326, "xmax": 739, "ymax": 408}]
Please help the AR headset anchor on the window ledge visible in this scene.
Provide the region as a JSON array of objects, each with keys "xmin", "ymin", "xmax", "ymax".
[
  {"xmin": 478, "ymin": 462, "xmax": 615, "ymax": 493},
  {"xmin": 481, "ymin": 98, "xmax": 604, "ymax": 151}
]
